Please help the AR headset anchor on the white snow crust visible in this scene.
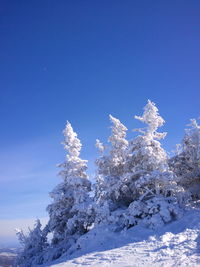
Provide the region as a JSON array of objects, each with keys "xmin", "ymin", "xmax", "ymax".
[{"xmin": 41, "ymin": 208, "xmax": 200, "ymax": 267}]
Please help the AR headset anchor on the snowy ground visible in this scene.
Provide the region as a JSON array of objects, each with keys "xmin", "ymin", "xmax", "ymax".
[{"xmin": 42, "ymin": 207, "xmax": 200, "ymax": 267}]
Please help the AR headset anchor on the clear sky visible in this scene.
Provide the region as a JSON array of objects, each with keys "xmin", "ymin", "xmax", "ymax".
[{"xmin": 1, "ymin": 0, "xmax": 200, "ymax": 245}]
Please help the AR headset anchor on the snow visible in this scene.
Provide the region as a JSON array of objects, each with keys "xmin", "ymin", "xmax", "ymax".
[{"xmin": 41, "ymin": 207, "xmax": 200, "ymax": 267}]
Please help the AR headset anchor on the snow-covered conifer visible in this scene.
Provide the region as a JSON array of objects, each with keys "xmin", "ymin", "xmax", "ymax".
[
  {"xmin": 15, "ymin": 219, "xmax": 48, "ymax": 267},
  {"xmin": 108, "ymin": 115, "xmax": 129, "ymax": 176},
  {"xmin": 128, "ymin": 99, "xmax": 168, "ymax": 173},
  {"xmin": 114, "ymin": 100, "xmax": 169, "ymax": 207},
  {"xmin": 170, "ymin": 119, "xmax": 200, "ymax": 199},
  {"xmin": 95, "ymin": 115, "xmax": 128, "ymax": 223},
  {"xmin": 115, "ymin": 100, "xmax": 184, "ymax": 229},
  {"xmin": 46, "ymin": 122, "xmax": 94, "ymax": 260},
  {"xmin": 95, "ymin": 115, "xmax": 128, "ymax": 201},
  {"xmin": 95, "ymin": 115, "xmax": 128, "ymax": 177}
]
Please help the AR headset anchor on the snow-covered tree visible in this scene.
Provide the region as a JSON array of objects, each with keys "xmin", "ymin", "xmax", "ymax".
[
  {"xmin": 108, "ymin": 115, "xmax": 129, "ymax": 176},
  {"xmin": 96, "ymin": 115, "xmax": 128, "ymax": 177},
  {"xmin": 15, "ymin": 219, "xmax": 48, "ymax": 267},
  {"xmin": 110, "ymin": 100, "xmax": 169, "ymax": 206},
  {"xmin": 95, "ymin": 115, "xmax": 129, "ymax": 223},
  {"xmin": 127, "ymin": 99, "xmax": 167, "ymax": 173},
  {"xmin": 95, "ymin": 115, "xmax": 128, "ymax": 203},
  {"xmin": 170, "ymin": 119, "xmax": 200, "ymax": 199},
  {"xmin": 113, "ymin": 100, "xmax": 185, "ymax": 229},
  {"xmin": 46, "ymin": 122, "xmax": 94, "ymax": 260}
]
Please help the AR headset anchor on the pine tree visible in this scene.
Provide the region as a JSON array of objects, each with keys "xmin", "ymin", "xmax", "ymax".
[
  {"xmin": 15, "ymin": 219, "xmax": 48, "ymax": 267},
  {"xmin": 128, "ymin": 99, "xmax": 167, "ymax": 173},
  {"xmin": 46, "ymin": 122, "xmax": 94, "ymax": 260},
  {"xmin": 95, "ymin": 115, "xmax": 128, "ymax": 222},
  {"xmin": 170, "ymin": 119, "xmax": 200, "ymax": 199},
  {"xmin": 96, "ymin": 115, "xmax": 128, "ymax": 178},
  {"xmin": 110, "ymin": 100, "xmax": 169, "ymax": 207},
  {"xmin": 119, "ymin": 100, "xmax": 184, "ymax": 229}
]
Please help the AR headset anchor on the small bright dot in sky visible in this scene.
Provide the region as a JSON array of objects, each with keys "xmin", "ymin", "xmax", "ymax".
[{"xmin": 1, "ymin": 1, "xmax": 200, "ymax": 245}]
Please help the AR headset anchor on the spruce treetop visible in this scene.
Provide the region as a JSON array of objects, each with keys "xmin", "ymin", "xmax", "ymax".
[
  {"xmin": 58, "ymin": 121, "xmax": 88, "ymax": 181},
  {"xmin": 135, "ymin": 100, "xmax": 166, "ymax": 140},
  {"xmin": 62, "ymin": 121, "xmax": 82, "ymax": 157},
  {"xmin": 109, "ymin": 114, "xmax": 128, "ymax": 150}
]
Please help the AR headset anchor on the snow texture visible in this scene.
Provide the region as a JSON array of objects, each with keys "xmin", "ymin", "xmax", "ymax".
[{"xmin": 40, "ymin": 207, "xmax": 200, "ymax": 267}]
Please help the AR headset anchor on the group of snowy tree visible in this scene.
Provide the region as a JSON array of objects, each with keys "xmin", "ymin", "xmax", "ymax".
[{"xmin": 16, "ymin": 100, "xmax": 200, "ymax": 266}]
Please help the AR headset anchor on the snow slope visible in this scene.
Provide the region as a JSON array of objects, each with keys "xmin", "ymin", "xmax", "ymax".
[{"xmin": 42, "ymin": 207, "xmax": 200, "ymax": 267}]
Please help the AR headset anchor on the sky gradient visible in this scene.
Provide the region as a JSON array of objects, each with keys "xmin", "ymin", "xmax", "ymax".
[{"xmin": 1, "ymin": 1, "xmax": 200, "ymax": 245}]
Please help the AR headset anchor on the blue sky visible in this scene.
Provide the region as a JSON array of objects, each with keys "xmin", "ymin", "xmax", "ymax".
[{"xmin": 1, "ymin": 0, "xmax": 200, "ymax": 244}]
